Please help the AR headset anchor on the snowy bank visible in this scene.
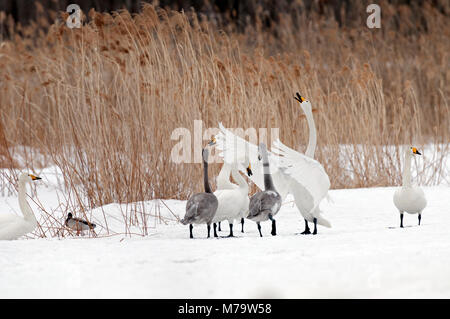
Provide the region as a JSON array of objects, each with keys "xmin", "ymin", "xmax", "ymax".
[{"xmin": 1, "ymin": 187, "xmax": 449, "ymax": 298}]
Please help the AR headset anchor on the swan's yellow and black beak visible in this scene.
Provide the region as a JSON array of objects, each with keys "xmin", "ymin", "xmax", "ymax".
[
  {"xmin": 412, "ymin": 147, "xmax": 422, "ymax": 155},
  {"xmin": 294, "ymin": 92, "xmax": 306, "ymax": 103},
  {"xmin": 246, "ymin": 164, "xmax": 253, "ymax": 177},
  {"xmin": 208, "ymin": 137, "xmax": 216, "ymax": 146},
  {"xmin": 29, "ymin": 174, "xmax": 42, "ymax": 180}
]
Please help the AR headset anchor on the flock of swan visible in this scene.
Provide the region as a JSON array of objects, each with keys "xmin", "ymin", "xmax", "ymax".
[
  {"xmin": 0, "ymin": 93, "xmax": 427, "ymax": 240},
  {"xmin": 180, "ymin": 93, "xmax": 427, "ymax": 238}
]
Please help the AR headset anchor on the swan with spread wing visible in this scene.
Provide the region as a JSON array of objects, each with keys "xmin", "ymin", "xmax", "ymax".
[{"xmin": 282, "ymin": 93, "xmax": 331, "ymax": 234}]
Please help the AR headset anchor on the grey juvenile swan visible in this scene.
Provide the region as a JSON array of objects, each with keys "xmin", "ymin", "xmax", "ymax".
[
  {"xmin": 248, "ymin": 143, "xmax": 282, "ymax": 237},
  {"xmin": 181, "ymin": 147, "xmax": 219, "ymax": 238}
]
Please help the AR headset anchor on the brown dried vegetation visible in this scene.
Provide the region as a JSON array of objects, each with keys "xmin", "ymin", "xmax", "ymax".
[{"xmin": 0, "ymin": 2, "xmax": 448, "ymax": 211}]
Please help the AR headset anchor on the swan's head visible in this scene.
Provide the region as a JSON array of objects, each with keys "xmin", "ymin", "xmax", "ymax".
[
  {"xmin": 19, "ymin": 172, "xmax": 42, "ymax": 183},
  {"xmin": 294, "ymin": 92, "xmax": 317, "ymax": 115},
  {"xmin": 208, "ymin": 137, "xmax": 217, "ymax": 146},
  {"xmin": 410, "ymin": 147, "xmax": 422, "ymax": 156},
  {"xmin": 246, "ymin": 164, "xmax": 253, "ymax": 177}
]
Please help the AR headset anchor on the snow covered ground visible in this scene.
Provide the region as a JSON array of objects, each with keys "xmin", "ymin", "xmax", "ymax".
[{"xmin": 1, "ymin": 185, "xmax": 449, "ymax": 298}]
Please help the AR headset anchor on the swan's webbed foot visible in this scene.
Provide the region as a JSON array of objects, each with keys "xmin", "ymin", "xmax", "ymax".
[
  {"xmin": 189, "ymin": 224, "xmax": 194, "ymax": 239},
  {"xmin": 418, "ymin": 214, "xmax": 422, "ymax": 226},
  {"xmin": 257, "ymin": 222, "xmax": 263, "ymax": 237},
  {"xmin": 312, "ymin": 218, "xmax": 318, "ymax": 235},
  {"xmin": 400, "ymin": 213, "xmax": 404, "ymax": 228},
  {"xmin": 241, "ymin": 218, "xmax": 245, "ymax": 233},
  {"xmin": 301, "ymin": 219, "xmax": 311, "ymax": 235},
  {"xmin": 207, "ymin": 224, "xmax": 211, "ymax": 238},
  {"xmin": 218, "ymin": 222, "xmax": 222, "ymax": 231}
]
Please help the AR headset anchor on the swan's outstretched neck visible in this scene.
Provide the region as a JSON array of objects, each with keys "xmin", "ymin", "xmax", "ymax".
[
  {"xmin": 203, "ymin": 149, "xmax": 213, "ymax": 193},
  {"xmin": 18, "ymin": 179, "xmax": 36, "ymax": 222},
  {"xmin": 217, "ymin": 162, "xmax": 232, "ymax": 189},
  {"xmin": 260, "ymin": 144, "xmax": 275, "ymax": 191},
  {"xmin": 304, "ymin": 110, "xmax": 317, "ymax": 158},
  {"xmin": 402, "ymin": 148, "xmax": 412, "ymax": 187},
  {"xmin": 231, "ymin": 166, "xmax": 248, "ymax": 191}
]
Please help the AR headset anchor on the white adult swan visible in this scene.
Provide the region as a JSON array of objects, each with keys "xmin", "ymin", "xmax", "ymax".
[
  {"xmin": 181, "ymin": 147, "xmax": 218, "ymax": 238},
  {"xmin": 393, "ymin": 146, "xmax": 427, "ymax": 227},
  {"xmin": 211, "ymin": 138, "xmax": 251, "ymax": 234},
  {"xmin": 248, "ymin": 143, "xmax": 282, "ymax": 237},
  {"xmin": 289, "ymin": 92, "xmax": 331, "ymax": 234},
  {"xmin": 0, "ymin": 173, "xmax": 42, "ymax": 240},
  {"xmin": 212, "ymin": 163, "xmax": 250, "ymax": 237}
]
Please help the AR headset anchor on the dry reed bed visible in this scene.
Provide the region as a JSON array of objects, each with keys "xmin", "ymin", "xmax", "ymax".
[{"xmin": 0, "ymin": 3, "xmax": 448, "ymax": 228}]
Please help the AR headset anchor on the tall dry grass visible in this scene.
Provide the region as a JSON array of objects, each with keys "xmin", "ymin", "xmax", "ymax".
[{"xmin": 0, "ymin": 2, "xmax": 448, "ymax": 236}]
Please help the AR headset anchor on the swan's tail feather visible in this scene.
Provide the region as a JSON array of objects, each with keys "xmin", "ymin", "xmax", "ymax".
[
  {"xmin": 316, "ymin": 215, "xmax": 331, "ymax": 228},
  {"xmin": 312, "ymin": 208, "xmax": 332, "ymax": 228}
]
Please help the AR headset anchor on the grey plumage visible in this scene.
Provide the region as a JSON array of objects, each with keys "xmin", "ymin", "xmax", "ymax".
[
  {"xmin": 247, "ymin": 143, "xmax": 282, "ymax": 236},
  {"xmin": 181, "ymin": 193, "xmax": 218, "ymax": 225},
  {"xmin": 65, "ymin": 213, "xmax": 96, "ymax": 232},
  {"xmin": 181, "ymin": 147, "xmax": 218, "ymax": 238},
  {"xmin": 248, "ymin": 190, "xmax": 281, "ymax": 222}
]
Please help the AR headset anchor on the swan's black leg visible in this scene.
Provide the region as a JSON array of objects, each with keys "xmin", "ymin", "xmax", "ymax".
[
  {"xmin": 418, "ymin": 214, "xmax": 422, "ymax": 226},
  {"xmin": 189, "ymin": 224, "xmax": 193, "ymax": 239},
  {"xmin": 400, "ymin": 213, "xmax": 404, "ymax": 228},
  {"xmin": 213, "ymin": 223, "xmax": 218, "ymax": 237},
  {"xmin": 257, "ymin": 222, "xmax": 263, "ymax": 237},
  {"xmin": 313, "ymin": 218, "xmax": 318, "ymax": 235},
  {"xmin": 268, "ymin": 214, "xmax": 276, "ymax": 236},
  {"xmin": 227, "ymin": 223, "xmax": 234, "ymax": 237},
  {"xmin": 301, "ymin": 219, "xmax": 311, "ymax": 235},
  {"xmin": 218, "ymin": 222, "xmax": 222, "ymax": 231},
  {"xmin": 207, "ymin": 224, "xmax": 211, "ymax": 238},
  {"xmin": 241, "ymin": 218, "xmax": 245, "ymax": 233}
]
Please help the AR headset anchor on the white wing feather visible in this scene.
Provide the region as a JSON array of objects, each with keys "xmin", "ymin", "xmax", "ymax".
[
  {"xmin": 215, "ymin": 122, "xmax": 282, "ymax": 192},
  {"xmin": 272, "ymin": 138, "xmax": 330, "ymax": 211}
]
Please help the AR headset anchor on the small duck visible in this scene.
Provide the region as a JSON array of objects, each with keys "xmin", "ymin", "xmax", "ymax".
[{"xmin": 65, "ymin": 213, "xmax": 96, "ymax": 235}]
